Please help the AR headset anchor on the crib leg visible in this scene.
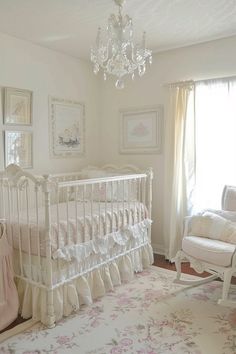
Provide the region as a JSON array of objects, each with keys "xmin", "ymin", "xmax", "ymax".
[
  {"xmin": 175, "ymin": 251, "xmax": 182, "ymax": 281},
  {"xmin": 46, "ymin": 289, "xmax": 56, "ymax": 328}
]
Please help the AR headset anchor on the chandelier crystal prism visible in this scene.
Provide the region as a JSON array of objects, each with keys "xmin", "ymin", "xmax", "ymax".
[{"xmin": 91, "ymin": 0, "xmax": 152, "ymax": 89}]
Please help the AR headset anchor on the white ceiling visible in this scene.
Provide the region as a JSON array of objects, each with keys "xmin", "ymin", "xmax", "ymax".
[{"xmin": 0, "ymin": 0, "xmax": 236, "ymax": 60}]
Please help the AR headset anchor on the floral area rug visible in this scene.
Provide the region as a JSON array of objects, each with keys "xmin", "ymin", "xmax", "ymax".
[{"xmin": 1, "ymin": 266, "xmax": 236, "ymax": 354}]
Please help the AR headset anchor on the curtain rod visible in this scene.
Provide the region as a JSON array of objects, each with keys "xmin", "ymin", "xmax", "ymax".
[
  {"xmin": 163, "ymin": 74, "xmax": 236, "ymax": 88},
  {"xmin": 163, "ymin": 80, "xmax": 194, "ymax": 88}
]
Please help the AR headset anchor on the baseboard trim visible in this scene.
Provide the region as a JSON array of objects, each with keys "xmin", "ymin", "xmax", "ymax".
[{"xmin": 152, "ymin": 243, "xmax": 166, "ymax": 256}]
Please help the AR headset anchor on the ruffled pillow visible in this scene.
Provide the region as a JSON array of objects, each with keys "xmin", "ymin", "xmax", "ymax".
[
  {"xmin": 202, "ymin": 208, "xmax": 236, "ymax": 222},
  {"xmin": 189, "ymin": 211, "xmax": 236, "ymax": 244}
]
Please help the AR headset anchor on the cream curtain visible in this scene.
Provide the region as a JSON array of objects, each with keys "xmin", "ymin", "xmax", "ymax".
[{"xmin": 163, "ymin": 83, "xmax": 195, "ymax": 260}]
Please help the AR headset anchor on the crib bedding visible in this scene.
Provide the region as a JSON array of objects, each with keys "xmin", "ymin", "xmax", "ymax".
[
  {"xmin": 9, "ymin": 200, "xmax": 147, "ymax": 258},
  {"xmin": 13, "ymin": 218, "xmax": 152, "ymax": 285}
]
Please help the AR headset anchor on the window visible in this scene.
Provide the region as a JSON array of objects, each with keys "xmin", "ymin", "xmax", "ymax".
[{"xmin": 190, "ymin": 79, "xmax": 236, "ymax": 212}]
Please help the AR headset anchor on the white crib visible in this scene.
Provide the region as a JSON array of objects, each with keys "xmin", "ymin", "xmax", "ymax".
[{"xmin": 0, "ymin": 164, "xmax": 153, "ymax": 328}]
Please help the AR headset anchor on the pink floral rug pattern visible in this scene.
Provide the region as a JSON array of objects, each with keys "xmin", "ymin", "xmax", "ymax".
[{"xmin": 1, "ymin": 267, "xmax": 236, "ymax": 354}]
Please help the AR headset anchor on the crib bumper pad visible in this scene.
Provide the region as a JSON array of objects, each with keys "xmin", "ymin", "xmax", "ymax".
[{"xmin": 52, "ymin": 218, "xmax": 152, "ymax": 261}]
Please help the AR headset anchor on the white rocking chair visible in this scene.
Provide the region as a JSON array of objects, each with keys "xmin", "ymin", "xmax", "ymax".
[{"xmin": 174, "ymin": 185, "xmax": 236, "ymax": 307}]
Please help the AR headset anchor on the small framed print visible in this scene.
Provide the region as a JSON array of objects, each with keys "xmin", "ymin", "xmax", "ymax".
[
  {"xmin": 4, "ymin": 87, "xmax": 32, "ymax": 125},
  {"xmin": 119, "ymin": 105, "xmax": 164, "ymax": 154},
  {"xmin": 49, "ymin": 96, "xmax": 85, "ymax": 158},
  {"xmin": 5, "ymin": 131, "xmax": 33, "ymax": 168}
]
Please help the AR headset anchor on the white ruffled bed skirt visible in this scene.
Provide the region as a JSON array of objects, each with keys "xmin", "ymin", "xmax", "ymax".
[
  {"xmin": 17, "ymin": 244, "xmax": 153, "ymax": 324},
  {"xmin": 16, "ymin": 244, "xmax": 153, "ymax": 325}
]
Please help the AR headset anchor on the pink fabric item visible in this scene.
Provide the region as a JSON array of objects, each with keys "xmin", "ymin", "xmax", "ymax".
[{"xmin": 0, "ymin": 224, "xmax": 19, "ymax": 331}]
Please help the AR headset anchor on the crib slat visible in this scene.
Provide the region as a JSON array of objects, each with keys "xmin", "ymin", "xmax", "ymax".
[
  {"xmin": 128, "ymin": 180, "xmax": 131, "ymax": 225},
  {"xmin": 133, "ymin": 179, "xmax": 136, "ymax": 224},
  {"xmin": 56, "ymin": 186, "xmax": 60, "ymax": 248},
  {"xmin": 75, "ymin": 187, "xmax": 79, "ymax": 243},
  {"xmin": 83, "ymin": 185, "xmax": 86, "ymax": 243},
  {"xmin": 116, "ymin": 180, "xmax": 119, "ymax": 230},
  {"xmin": 66, "ymin": 187, "xmax": 71, "ymax": 281},
  {"xmin": 123, "ymin": 180, "xmax": 125, "ymax": 228},
  {"xmin": 35, "ymin": 185, "xmax": 42, "ymax": 284},
  {"xmin": 111, "ymin": 181, "xmax": 114, "ymax": 232},
  {"xmin": 105, "ymin": 182, "xmax": 108, "ymax": 234},
  {"xmin": 138, "ymin": 178, "xmax": 142, "ymax": 223},
  {"xmin": 143, "ymin": 177, "xmax": 147, "ymax": 219},
  {"xmin": 91, "ymin": 184, "xmax": 94, "ymax": 240},
  {"xmin": 98, "ymin": 183, "xmax": 101, "ymax": 236},
  {"xmin": 16, "ymin": 189, "xmax": 23, "ymax": 277},
  {"xmin": 66, "ymin": 187, "xmax": 69, "ymax": 245},
  {"xmin": 26, "ymin": 184, "xmax": 33, "ymax": 280},
  {"xmin": 56, "ymin": 185, "xmax": 61, "ymax": 285}
]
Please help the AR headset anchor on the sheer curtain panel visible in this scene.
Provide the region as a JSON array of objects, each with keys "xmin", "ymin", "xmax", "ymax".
[
  {"xmin": 192, "ymin": 79, "xmax": 236, "ymax": 212},
  {"xmin": 164, "ymin": 83, "xmax": 195, "ymax": 260}
]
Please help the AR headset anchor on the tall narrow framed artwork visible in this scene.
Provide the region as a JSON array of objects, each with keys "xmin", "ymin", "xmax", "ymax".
[
  {"xmin": 4, "ymin": 130, "xmax": 33, "ymax": 168},
  {"xmin": 49, "ymin": 97, "xmax": 85, "ymax": 158},
  {"xmin": 119, "ymin": 105, "xmax": 163, "ymax": 154},
  {"xmin": 4, "ymin": 87, "xmax": 33, "ymax": 125}
]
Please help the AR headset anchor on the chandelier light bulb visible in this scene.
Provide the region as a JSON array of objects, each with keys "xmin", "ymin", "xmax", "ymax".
[{"xmin": 91, "ymin": 0, "xmax": 152, "ymax": 89}]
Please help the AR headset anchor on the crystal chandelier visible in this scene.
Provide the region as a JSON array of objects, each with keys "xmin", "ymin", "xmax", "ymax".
[{"xmin": 91, "ymin": 0, "xmax": 152, "ymax": 89}]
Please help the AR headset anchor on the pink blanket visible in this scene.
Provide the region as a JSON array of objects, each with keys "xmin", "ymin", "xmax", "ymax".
[{"xmin": 0, "ymin": 224, "xmax": 19, "ymax": 331}]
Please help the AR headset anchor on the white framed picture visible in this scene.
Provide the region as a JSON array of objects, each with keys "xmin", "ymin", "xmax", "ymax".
[
  {"xmin": 4, "ymin": 87, "xmax": 33, "ymax": 125},
  {"xmin": 49, "ymin": 97, "xmax": 85, "ymax": 158},
  {"xmin": 5, "ymin": 130, "xmax": 33, "ymax": 168},
  {"xmin": 119, "ymin": 105, "xmax": 163, "ymax": 154}
]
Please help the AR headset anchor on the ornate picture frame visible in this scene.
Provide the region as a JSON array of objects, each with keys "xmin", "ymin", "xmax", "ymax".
[
  {"xmin": 49, "ymin": 97, "xmax": 85, "ymax": 158},
  {"xmin": 119, "ymin": 105, "xmax": 163, "ymax": 154},
  {"xmin": 4, "ymin": 87, "xmax": 33, "ymax": 125},
  {"xmin": 5, "ymin": 130, "xmax": 33, "ymax": 168}
]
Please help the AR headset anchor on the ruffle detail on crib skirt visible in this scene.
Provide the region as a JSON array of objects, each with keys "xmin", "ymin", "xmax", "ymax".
[
  {"xmin": 52, "ymin": 219, "xmax": 152, "ymax": 262},
  {"xmin": 16, "ymin": 243, "xmax": 153, "ymax": 326}
]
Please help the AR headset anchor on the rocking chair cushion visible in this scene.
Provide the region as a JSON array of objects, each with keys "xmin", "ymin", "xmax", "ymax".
[{"xmin": 182, "ymin": 236, "xmax": 236, "ymax": 267}]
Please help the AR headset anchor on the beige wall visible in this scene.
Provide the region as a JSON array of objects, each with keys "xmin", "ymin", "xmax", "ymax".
[
  {"xmin": 99, "ymin": 35, "xmax": 236, "ymax": 254},
  {"xmin": 0, "ymin": 32, "xmax": 101, "ymax": 174}
]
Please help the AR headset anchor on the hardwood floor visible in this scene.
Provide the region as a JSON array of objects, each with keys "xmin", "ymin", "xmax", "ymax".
[
  {"xmin": 0, "ymin": 316, "xmax": 28, "ymax": 335},
  {"xmin": 1, "ymin": 253, "xmax": 236, "ymax": 334},
  {"xmin": 153, "ymin": 253, "xmax": 210, "ymax": 277}
]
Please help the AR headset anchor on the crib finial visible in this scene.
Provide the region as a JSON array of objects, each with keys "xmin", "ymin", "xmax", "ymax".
[
  {"xmin": 147, "ymin": 167, "xmax": 153, "ymax": 180},
  {"xmin": 4, "ymin": 163, "xmax": 39, "ymax": 185}
]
